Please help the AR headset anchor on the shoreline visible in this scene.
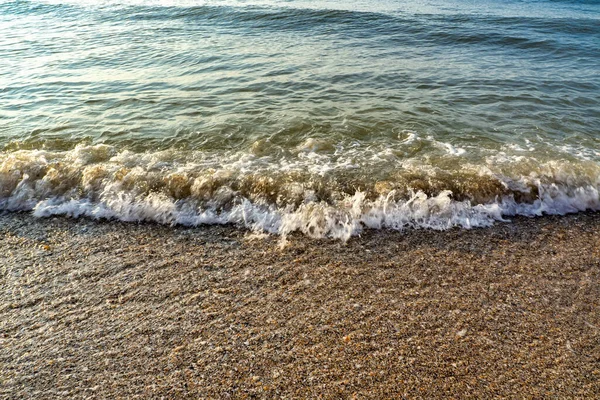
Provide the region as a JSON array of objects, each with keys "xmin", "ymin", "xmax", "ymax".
[{"xmin": 1, "ymin": 211, "xmax": 599, "ymax": 398}]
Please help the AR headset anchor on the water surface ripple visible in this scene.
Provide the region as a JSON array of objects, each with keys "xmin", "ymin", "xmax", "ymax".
[{"xmin": 1, "ymin": 0, "xmax": 599, "ymax": 238}]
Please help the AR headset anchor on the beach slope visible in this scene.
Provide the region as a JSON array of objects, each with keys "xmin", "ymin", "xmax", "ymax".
[{"xmin": 1, "ymin": 212, "xmax": 599, "ymax": 398}]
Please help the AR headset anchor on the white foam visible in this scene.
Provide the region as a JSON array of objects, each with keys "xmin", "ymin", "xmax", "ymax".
[
  {"xmin": 1, "ymin": 144, "xmax": 599, "ymax": 241},
  {"xmin": 428, "ymin": 136, "xmax": 466, "ymax": 156},
  {"xmin": 398, "ymin": 130, "xmax": 418, "ymax": 144},
  {"xmin": 24, "ymin": 181, "xmax": 600, "ymax": 242}
]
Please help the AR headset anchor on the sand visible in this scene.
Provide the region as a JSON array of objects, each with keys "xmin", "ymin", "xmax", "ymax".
[{"xmin": 1, "ymin": 211, "xmax": 599, "ymax": 398}]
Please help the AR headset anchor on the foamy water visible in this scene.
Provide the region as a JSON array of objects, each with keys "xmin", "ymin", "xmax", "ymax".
[{"xmin": 1, "ymin": 0, "xmax": 599, "ymax": 239}]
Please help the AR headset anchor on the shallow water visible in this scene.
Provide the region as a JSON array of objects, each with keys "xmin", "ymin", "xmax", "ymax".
[{"xmin": 1, "ymin": 0, "xmax": 599, "ymax": 238}]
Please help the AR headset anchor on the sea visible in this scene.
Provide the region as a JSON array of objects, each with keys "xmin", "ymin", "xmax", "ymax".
[{"xmin": 1, "ymin": 0, "xmax": 599, "ymax": 239}]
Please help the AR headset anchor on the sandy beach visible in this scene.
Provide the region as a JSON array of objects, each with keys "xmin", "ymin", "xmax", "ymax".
[{"xmin": 1, "ymin": 212, "xmax": 599, "ymax": 398}]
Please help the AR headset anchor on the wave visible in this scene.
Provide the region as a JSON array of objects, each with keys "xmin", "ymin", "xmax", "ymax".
[
  {"xmin": 3, "ymin": 10, "xmax": 592, "ymax": 76},
  {"xmin": 9, "ymin": 1, "xmax": 600, "ymax": 37},
  {"xmin": 1, "ymin": 143, "xmax": 598, "ymax": 240}
]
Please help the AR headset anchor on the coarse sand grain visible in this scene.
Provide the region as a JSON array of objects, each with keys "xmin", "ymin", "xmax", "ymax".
[{"xmin": 1, "ymin": 212, "xmax": 599, "ymax": 398}]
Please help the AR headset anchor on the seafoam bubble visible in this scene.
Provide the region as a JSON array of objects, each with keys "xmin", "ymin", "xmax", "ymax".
[
  {"xmin": 398, "ymin": 130, "xmax": 418, "ymax": 144},
  {"xmin": 296, "ymin": 138, "xmax": 336, "ymax": 154},
  {"xmin": 1, "ymin": 144, "xmax": 600, "ymax": 240},
  {"xmin": 429, "ymin": 137, "xmax": 466, "ymax": 156}
]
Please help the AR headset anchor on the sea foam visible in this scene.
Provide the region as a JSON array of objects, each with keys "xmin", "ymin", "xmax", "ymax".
[{"xmin": 1, "ymin": 144, "xmax": 599, "ymax": 241}]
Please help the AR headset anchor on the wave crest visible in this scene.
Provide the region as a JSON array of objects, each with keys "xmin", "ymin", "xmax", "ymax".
[{"xmin": 1, "ymin": 144, "xmax": 599, "ymax": 240}]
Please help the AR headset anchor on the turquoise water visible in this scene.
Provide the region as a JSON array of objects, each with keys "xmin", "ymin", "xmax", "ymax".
[{"xmin": 1, "ymin": 0, "xmax": 599, "ymax": 239}]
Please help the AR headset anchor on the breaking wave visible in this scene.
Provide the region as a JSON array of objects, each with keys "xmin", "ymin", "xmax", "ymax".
[{"xmin": 1, "ymin": 143, "xmax": 598, "ymax": 241}]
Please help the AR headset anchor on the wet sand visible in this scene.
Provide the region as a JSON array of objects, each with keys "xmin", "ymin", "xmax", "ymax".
[{"xmin": 1, "ymin": 212, "xmax": 599, "ymax": 398}]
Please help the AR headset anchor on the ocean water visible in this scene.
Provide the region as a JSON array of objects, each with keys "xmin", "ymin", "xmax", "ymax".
[{"xmin": 1, "ymin": 0, "xmax": 599, "ymax": 239}]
